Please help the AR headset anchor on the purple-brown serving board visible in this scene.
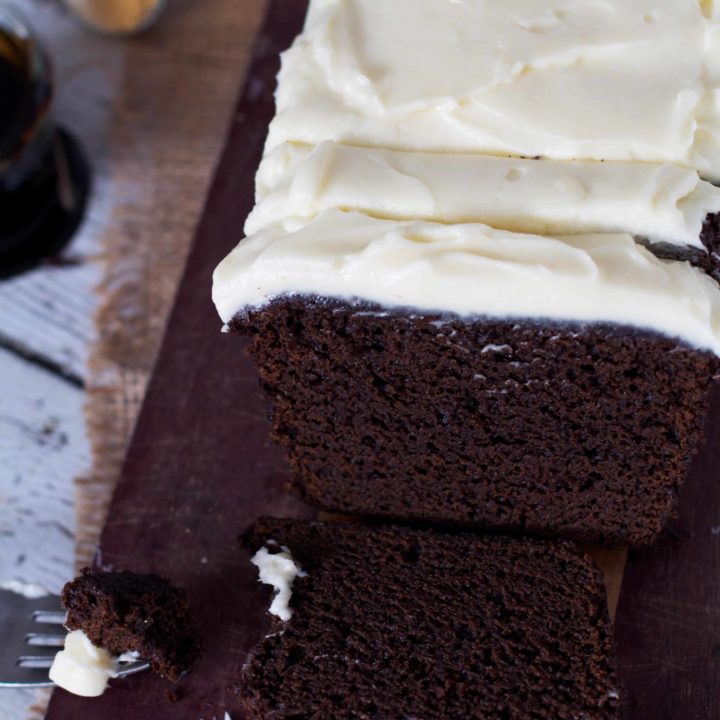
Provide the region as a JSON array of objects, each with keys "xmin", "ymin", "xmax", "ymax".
[{"xmin": 46, "ymin": 2, "xmax": 720, "ymax": 718}]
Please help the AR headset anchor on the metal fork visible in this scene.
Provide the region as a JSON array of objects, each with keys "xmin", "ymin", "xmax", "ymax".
[{"xmin": 0, "ymin": 589, "xmax": 150, "ymax": 688}]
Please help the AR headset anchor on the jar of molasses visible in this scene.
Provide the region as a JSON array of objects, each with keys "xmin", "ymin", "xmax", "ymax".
[{"xmin": 0, "ymin": 4, "xmax": 89, "ymax": 278}]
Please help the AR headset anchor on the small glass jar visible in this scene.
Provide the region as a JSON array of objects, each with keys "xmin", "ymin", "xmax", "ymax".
[
  {"xmin": 0, "ymin": 4, "xmax": 52, "ymax": 195},
  {"xmin": 0, "ymin": 4, "xmax": 90, "ymax": 278},
  {"xmin": 62, "ymin": 0, "xmax": 168, "ymax": 36}
]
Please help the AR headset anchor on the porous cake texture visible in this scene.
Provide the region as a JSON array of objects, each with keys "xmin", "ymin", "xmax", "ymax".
[
  {"xmin": 236, "ymin": 301, "xmax": 717, "ymax": 547},
  {"xmin": 62, "ymin": 569, "xmax": 201, "ymax": 682},
  {"xmin": 240, "ymin": 519, "xmax": 620, "ymax": 719}
]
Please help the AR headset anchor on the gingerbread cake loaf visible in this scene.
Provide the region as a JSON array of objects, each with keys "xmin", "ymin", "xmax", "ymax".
[
  {"xmin": 240, "ymin": 519, "xmax": 620, "ymax": 719},
  {"xmin": 213, "ymin": 0, "xmax": 720, "ymax": 546}
]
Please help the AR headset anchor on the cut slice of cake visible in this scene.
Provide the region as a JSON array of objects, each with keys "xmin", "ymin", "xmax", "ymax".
[
  {"xmin": 60, "ymin": 569, "xmax": 201, "ymax": 683},
  {"xmin": 240, "ymin": 519, "xmax": 620, "ymax": 719},
  {"xmin": 215, "ymin": 210, "xmax": 720, "ymax": 546}
]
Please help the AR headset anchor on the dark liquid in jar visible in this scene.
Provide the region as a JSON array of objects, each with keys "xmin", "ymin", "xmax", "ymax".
[
  {"xmin": 0, "ymin": 20, "xmax": 89, "ymax": 278},
  {"xmin": 0, "ymin": 31, "xmax": 44, "ymax": 155},
  {"xmin": 0, "ymin": 26, "xmax": 59, "ymax": 249}
]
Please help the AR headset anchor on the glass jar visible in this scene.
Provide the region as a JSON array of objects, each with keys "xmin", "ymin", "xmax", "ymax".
[{"xmin": 0, "ymin": 4, "xmax": 89, "ymax": 278}]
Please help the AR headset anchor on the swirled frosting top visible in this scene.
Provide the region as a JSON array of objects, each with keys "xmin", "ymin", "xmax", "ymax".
[{"xmin": 265, "ymin": 0, "xmax": 720, "ymax": 180}]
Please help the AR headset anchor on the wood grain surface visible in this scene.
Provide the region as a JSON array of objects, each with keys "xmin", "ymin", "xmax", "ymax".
[
  {"xmin": 615, "ymin": 387, "xmax": 720, "ymax": 720},
  {"xmin": 43, "ymin": 1, "xmax": 720, "ymax": 718},
  {"xmin": 3, "ymin": 0, "xmax": 267, "ymax": 715},
  {"xmin": 45, "ymin": 2, "xmax": 311, "ymax": 718},
  {"xmin": 74, "ymin": 0, "xmax": 267, "ymax": 571},
  {"xmin": 3, "ymin": 3, "xmax": 265, "ymax": 716}
]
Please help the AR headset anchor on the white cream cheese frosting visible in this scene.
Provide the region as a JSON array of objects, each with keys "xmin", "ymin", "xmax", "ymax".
[
  {"xmin": 251, "ymin": 546, "xmax": 307, "ymax": 622},
  {"xmin": 265, "ymin": 0, "xmax": 720, "ymax": 181},
  {"xmin": 49, "ymin": 631, "xmax": 142, "ymax": 697},
  {"xmin": 213, "ymin": 0, "xmax": 720, "ymax": 353},
  {"xmin": 248, "ymin": 142, "xmax": 720, "ymax": 248},
  {"xmin": 49, "ymin": 630, "xmax": 118, "ymax": 698},
  {"xmin": 214, "ymin": 209, "xmax": 720, "ymax": 354}
]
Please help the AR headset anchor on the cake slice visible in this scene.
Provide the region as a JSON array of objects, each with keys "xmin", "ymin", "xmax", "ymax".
[
  {"xmin": 216, "ymin": 210, "xmax": 720, "ymax": 546},
  {"xmin": 240, "ymin": 519, "xmax": 620, "ymax": 719},
  {"xmin": 60, "ymin": 569, "xmax": 201, "ymax": 682}
]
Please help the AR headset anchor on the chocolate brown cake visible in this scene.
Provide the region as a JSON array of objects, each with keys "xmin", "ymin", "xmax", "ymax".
[
  {"xmin": 233, "ymin": 300, "xmax": 719, "ymax": 547},
  {"xmin": 213, "ymin": 0, "xmax": 720, "ymax": 549},
  {"xmin": 240, "ymin": 519, "xmax": 620, "ymax": 719},
  {"xmin": 61, "ymin": 569, "xmax": 201, "ymax": 682}
]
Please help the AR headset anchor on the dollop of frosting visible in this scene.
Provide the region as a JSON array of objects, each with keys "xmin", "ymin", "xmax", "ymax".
[
  {"xmin": 214, "ymin": 209, "xmax": 720, "ymax": 354},
  {"xmin": 251, "ymin": 545, "xmax": 307, "ymax": 622},
  {"xmin": 49, "ymin": 630, "xmax": 118, "ymax": 698},
  {"xmin": 249, "ymin": 141, "xmax": 720, "ymax": 248},
  {"xmin": 266, "ymin": 0, "xmax": 720, "ymax": 180},
  {"xmin": 49, "ymin": 631, "xmax": 142, "ymax": 697}
]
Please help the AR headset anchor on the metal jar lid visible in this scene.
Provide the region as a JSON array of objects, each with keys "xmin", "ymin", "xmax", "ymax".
[{"xmin": 62, "ymin": 0, "xmax": 167, "ymax": 36}]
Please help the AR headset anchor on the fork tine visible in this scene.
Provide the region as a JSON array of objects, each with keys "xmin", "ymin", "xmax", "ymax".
[
  {"xmin": 18, "ymin": 656, "xmax": 55, "ymax": 669},
  {"xmin": 32, "ymin": 611, "xmax": 66, "ymax": 625},
  {"xmin": 116, "ymin": 660, "xmax": 151, "ymax": 678},
  {"xmin": 19, "ymin": 642, "xmax": 60, "ymax": 660},
  {"xmin": 26, "ymin": 632, "xmax": 65, "ymax": 647}
]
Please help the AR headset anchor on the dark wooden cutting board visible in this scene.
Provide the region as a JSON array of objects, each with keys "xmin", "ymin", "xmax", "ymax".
[{"xmin": 45, "ymin": 2, "xmax": 720, "ymax": 718}]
